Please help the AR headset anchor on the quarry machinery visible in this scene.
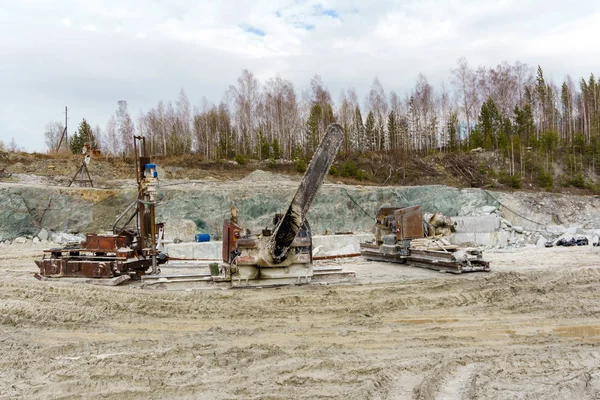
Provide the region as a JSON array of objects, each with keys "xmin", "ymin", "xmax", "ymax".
[
  {"xmin": 36, "ymin": 136, "xmax": 167, "ymax": 280},
  {"xmin": 360, "ymin": 206, "xmax": 490, "ymax": 273},
  {"xmin": 220, "ymin": 123, "xmax": 345, "ymax": 286}
]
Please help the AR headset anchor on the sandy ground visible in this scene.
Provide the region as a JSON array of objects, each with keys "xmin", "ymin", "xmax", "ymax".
[{"xmin": 2, "ymin": 243, "xmax": 600, "ymax": 399}]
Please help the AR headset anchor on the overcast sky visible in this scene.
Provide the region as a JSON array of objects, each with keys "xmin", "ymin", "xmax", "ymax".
[{"xmin": 1, "ymin": 0, "xmax": 599, "ymax": 151}]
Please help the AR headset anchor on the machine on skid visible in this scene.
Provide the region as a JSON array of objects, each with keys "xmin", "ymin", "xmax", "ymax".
[
  {"xmin": 360, "ymin": 206, "xmax": 490, "ymax": 273},
  {"xmin": 35, "ymin": 136, "xmax": 167, "ymax": 280},
  {"xmin": 220, "ymin": 123, "xmax": 344, "ymax": 286}
]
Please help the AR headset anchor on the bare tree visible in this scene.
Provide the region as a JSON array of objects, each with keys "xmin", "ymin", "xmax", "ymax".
[
  {"xmin": 228, "ymin": 69, "xmax": 261, "ymax": 155},
  {"xmin": 175, "ymin": 88, "xmax": 192, "ymax": 154},
  {"xmin": 263, "ymin": 76, "xmax": 299, "ymax": 158},
  {"xmin": 105, "ymin": 116, "xmax": 119, "ymax": 155},
  {"xmin": 116, "ymin": 100, "xmax": 134, "ymax": 155},
  {"xmin": 309, "ymin": 75, "xmax": 335, "ymax": 136},
  {"xmin": 452, "ymin": 57, "xmax": 478, "ymax": 139},
  {"xmin": 8, "ymin": 137, "xmax": 19, "ymax": 152},
  {"xmin": 44, "ymin": 121, "xmax": 65, "ymax": 152},
  {"xmin": 367, "ymin": 77, "xmax": 388, "ymax": 150}
]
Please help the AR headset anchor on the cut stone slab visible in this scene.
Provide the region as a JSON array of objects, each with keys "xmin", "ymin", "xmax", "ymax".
[
  {"xmin": 164, "ymin": 234, "xmax": 374, "ymax": 261},
  {"xmin": 449, "ymin": 231, "xmax": 510, "ymax": 247},
  {"xmin": 312, "ymin": 233, "xmax": 374, "ymax": 257},
  {"xmin": 453, "ymin": 215, "xmax": 501, "ymax": 233}
]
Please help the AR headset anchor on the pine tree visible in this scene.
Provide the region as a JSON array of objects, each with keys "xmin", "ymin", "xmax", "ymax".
[
  {"xmin": 377, "ymin": 116, "xmax": 386, "ymax": 151},
  {"xmin": 271, "ymin": 137, "xmax": 282, "ymax": 159},
  {"xmin": 69, "ymin": 119, "xmax": 94, "ymax": 154},
  {"xmin": 306, "ymin": 104, "xmax": 322, "ymax": 157},
  {"xmin": 477, "ymin": 98, "xmax": 502, "ymax": 150},
  {"xmin": 353, "ymin": 106, "xmax": 365, "ymax": 152},
  {"xmin": 365, "ymin": 111, "xmax": 376, "ymax": 151},
  {"xmin": 447, "ymin": 112, "xmax": 459, "ymax": 151},
  {"xmin": 387, "ymin": 111, "xmax": 398, "ymax": 151},
  {"xmin": 257, "ymin": 131, "xmax": 270, "ymax": 160}
]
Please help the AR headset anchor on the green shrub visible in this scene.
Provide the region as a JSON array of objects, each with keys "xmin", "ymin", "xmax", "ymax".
[
  {"xmin": 234, "ymin": 154, "xmax": 247, "ymax": 165},
  {"xmin": 339, "ymin": 160, "xmax": 366, "ymax": 181},
  {"xmin": 509, "ymin": 174, "xmax": 522, "ymax": 189},
  {"xmin": 295, "ymin": 158, "xmax": 307, "ymax": 173},
  {"xmin": 498, "ymin": 171, "xmax": 510, "ymax": 186},
  {"xmin": 267, "ymin": 158, "xmax": 276, "ymax": 169},
  {"xmin": 340, "ymin": 160, "xmax": 358, "ymax": 178},
  {"xmin": 328, "ymin": 165, "xmax": 338, "ymax": 176},
  {"xmin": 537, "ymin": 169, "xmax": 553, "ymax": 191},
  {"xmin": 570, "ymin": 173, "xmax": 586, "ymax": 189}
]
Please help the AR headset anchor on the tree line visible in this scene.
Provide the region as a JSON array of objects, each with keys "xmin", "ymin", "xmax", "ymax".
[{"xmin": 44, "ymin": 57, "xmax": 600, "ymax": 185}]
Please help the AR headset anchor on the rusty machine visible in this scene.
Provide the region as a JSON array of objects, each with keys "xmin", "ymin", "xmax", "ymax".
[
  {"xmin": 219, "ymin": 123, "xmax": 345, "ymax": 286},
  {"xmin": 360, "ymin": 206, "xmax": 490, "ymax": 273},
  {"xmin": 36, "ymin": 136, "xmax": 167, "ymax": 280}
]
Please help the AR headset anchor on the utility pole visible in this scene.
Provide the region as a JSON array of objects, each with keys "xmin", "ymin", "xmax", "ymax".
[
  {"xmin": 64, "ymin": 106, "xmax": 68, "ymax": 148},
  {"xmin": 57, "ymin": 106, "xmax": 68, "ymax": 152}
]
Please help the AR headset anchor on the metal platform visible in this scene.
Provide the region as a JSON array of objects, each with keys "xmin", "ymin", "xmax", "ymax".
[{"xmin": 360, "ymin": 243, "xmax": 490, "ymax": 274}]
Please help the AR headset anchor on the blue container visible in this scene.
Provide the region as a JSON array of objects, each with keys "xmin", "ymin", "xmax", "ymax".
[{"xmin": 195, "ymin": 233, "xmax": 210, "ymax": 242}]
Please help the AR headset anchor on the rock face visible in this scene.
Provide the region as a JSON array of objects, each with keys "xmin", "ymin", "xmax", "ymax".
[{"xmin": 2, "ymin": 180, "xmax": 600, "ymax": 242}]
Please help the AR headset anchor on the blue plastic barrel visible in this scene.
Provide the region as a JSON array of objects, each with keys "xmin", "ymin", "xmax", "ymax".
[{"xmin": 195, "ymin": 233, "xmax": 210, "ymax": 242}]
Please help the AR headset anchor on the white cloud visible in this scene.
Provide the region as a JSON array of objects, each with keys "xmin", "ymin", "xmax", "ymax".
[{"xmin": 1, "ymin": 0, "xmax": 599, "ymax": 151}]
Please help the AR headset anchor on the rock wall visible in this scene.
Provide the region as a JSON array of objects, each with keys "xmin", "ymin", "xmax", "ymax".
[{"xmin": 2, "ymin": 176, "xmax": 600, "ymax": 242}]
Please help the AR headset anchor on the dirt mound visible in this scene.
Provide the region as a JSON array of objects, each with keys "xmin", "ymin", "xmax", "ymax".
[{"xmin": 240, "ymin": 169, "xmax": 295, "ymax": 183}]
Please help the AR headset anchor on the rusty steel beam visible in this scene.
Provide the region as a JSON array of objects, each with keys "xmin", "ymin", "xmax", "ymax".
[{"xmin": 313, "ymin": 253, "xmax": 361, "ymax": 261}]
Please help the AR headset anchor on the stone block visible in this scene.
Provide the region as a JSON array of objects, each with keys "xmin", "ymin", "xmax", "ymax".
[
  {"xmin": 453, "ymin": 215, "xmax": 501, "ymax": 233},
  {"xmin": 37, "ymin": 228, "xmax": 49, "ymax": 241}
]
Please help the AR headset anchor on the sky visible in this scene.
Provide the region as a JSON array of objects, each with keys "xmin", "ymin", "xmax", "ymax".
[{"xmin": 1, "ymin": 0, "xmax": 599, "ymax": 152}]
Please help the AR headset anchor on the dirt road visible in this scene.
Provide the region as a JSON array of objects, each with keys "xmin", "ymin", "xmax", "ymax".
[{"xmin": 2, "ymin": 243, "xmax": 600, "ymax": 399}]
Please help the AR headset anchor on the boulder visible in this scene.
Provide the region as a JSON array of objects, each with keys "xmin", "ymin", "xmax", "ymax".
[
  {"xmin": 481, "ymin": 206, "xmax": 497, "ymax": 215},
  {"xmin": 50, "ymin": 232, "xmax": 85, "ymax": 244},
  {"xmin": 536, "ymin": 235, "xmax": 547, "ymax": 248},
  {"xmin": 164, "ymin": 219, "xmax": 197, "ymax": 242},
  {"xmin": 37, "ymin": 228, "xmax": 49, "ymax": 241},
  {"xmin": 513, "ymin": 226, "xmax": 524, "ymax": 234}
]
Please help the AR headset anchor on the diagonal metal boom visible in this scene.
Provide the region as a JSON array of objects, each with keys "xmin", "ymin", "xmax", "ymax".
[{"xmin": 267, "ymin": 123, "xmax": 344, "ymax": 263}]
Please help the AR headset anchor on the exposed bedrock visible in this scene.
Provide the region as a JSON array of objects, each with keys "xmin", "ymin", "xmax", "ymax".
[{"xmin": 2, "ymin": 178, "xmax": 600, "ymax": 242}]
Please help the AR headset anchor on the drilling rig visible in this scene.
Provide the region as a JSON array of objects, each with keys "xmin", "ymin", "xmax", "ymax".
[
  {"xmin": 220, "ymin": 123, "xmax": 344, "ymax": 286},
  {"xmin": 36, "ymin": 136, "xmax": 167, "ymax": 280}
]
